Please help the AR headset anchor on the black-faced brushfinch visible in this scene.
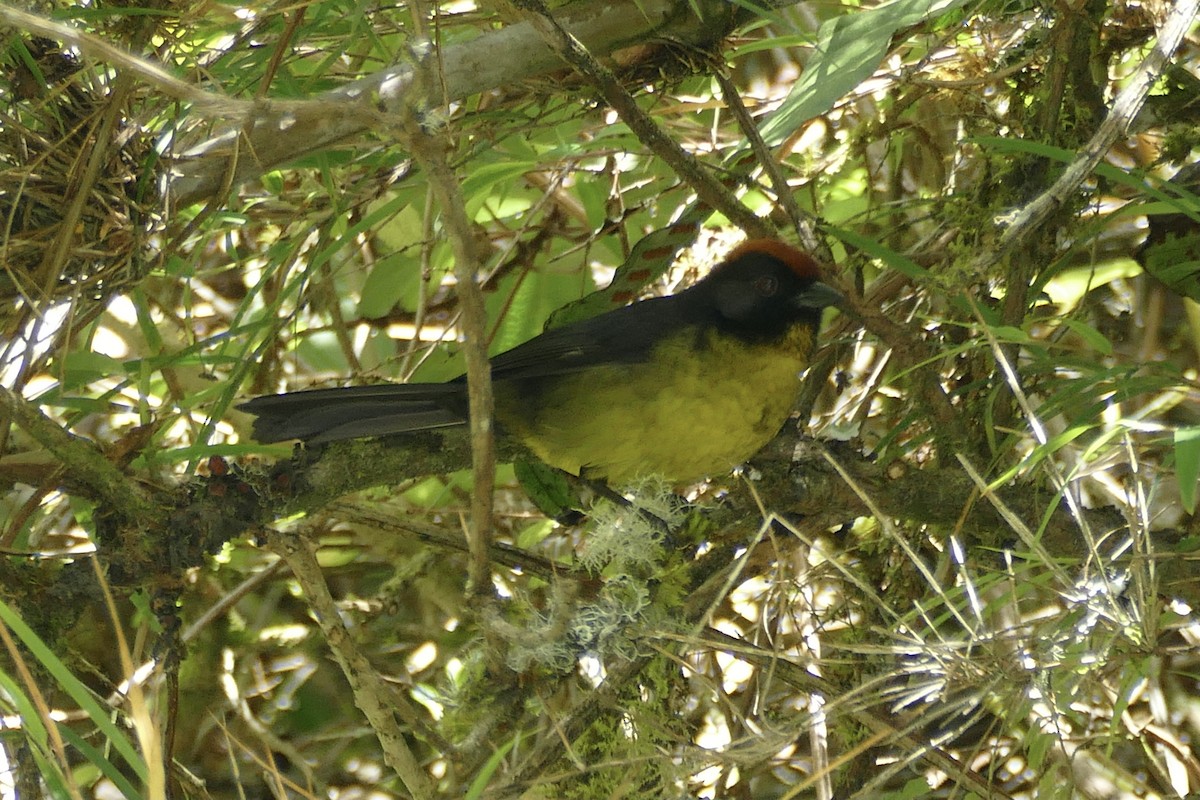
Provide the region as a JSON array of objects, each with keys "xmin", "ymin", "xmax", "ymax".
[{"xmin": 239, "ymin": 239, "xmax": 842, "ymax": 484}]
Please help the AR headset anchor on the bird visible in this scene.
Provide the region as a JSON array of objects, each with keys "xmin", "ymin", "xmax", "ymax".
[{"xmin": 238, "ymin": 239, "xmax": 842, "ymax": 485}]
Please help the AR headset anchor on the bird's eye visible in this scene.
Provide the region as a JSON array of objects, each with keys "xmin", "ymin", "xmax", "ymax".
[{"xmin": 754, "ymin": 275, "xmax": 779, "ymax": 296}]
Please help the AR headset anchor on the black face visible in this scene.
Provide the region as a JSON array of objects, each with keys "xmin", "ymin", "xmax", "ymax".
[{"xmin": 683, "ymin": 251, "xmax": 837, "ymax": 342}]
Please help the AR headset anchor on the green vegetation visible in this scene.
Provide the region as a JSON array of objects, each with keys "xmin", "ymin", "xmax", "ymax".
[{"xmin": 0, "ymin": 0, "xmax": 1198, "ymax": 797}]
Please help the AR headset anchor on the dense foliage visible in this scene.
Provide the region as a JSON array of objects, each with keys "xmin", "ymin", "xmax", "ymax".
[{"xmin": 1, "ymin": 0, "xmax": 1198, "ymax": 798}]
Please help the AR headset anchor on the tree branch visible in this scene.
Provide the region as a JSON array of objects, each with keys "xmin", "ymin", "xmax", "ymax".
[
  {"xmin": 168, "ymin": 0, "xmax": 742, "ymax": 206},
  {"xmin": 0, "ymin": 388, "xmax": 157, "ymax": 524},
  {"xmin": 386, "ymin": 14, "xmax": 497, "ymax": 595},
  {"xmin": 268, "ymin": 528, "xmax": 435, "ymax": 799}
]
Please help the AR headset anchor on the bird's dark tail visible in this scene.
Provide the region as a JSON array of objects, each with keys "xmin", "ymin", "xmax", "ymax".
[{"xmin": 237, "ymin": 383, "xmax": 467, "ymax": 444}]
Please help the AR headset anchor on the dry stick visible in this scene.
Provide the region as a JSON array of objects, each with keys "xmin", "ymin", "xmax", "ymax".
[
  {"xmin": 268, "ymin": 528, "xmax": 435, "ymax": 800},
  {"xmin": 510, "ymin": 0, "xmax": 772, "ymax": 239},
  {"xmin": 713, "ymin": 71, "xmax": 828, "ymax": 260}
]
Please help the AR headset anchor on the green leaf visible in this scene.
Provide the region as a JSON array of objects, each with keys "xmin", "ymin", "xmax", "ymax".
[
  {"xmin": 460, "ymin": 160, "xmax": 537, "ymax": 199},
  {"xmin": 61, "ymin": 351, "xmax": 126, "ymax": 386},
  {"xmin": 514, "ymin": 459, "xmax": 577, "ymax": 519},
  {"xmin": 1175, "ymin": 427, "xmax": 1200, "ymax": 514},
  {"xmin": 516, "ymin": 518, "xmax": 557, "ymax": 549},
  {"xmin": 990, "ymin": 325, "xmax": 1031, "ymax": 344},
  {"xmin": 358, "ymin": 251, "xmax": 420, "ymax": 318},
  {"xmin": 293, "ymin": 331, "xmax": 352, "ymax": 374},
  {"xmin": 889, "ymin": 777, "xmax": 934, "ymax": 799},
  {"xmin": 0, "ymin": 600, "xmax": 148, "ymax": 784},
  {"xmin": 360, "ymin": 203, "xmax": 436, "ymax": 316},
  {"xmin": 0, "ymin": 671, "xmax": 57, "ymax": 777},
  {"xmin": 759, "ymin": 0, "xmax": 972, "ymax": 146},
  {"xmin": 464, "ymin": 731, "xmax": 521, "ymax": 800},
  {"xmin": 1141, "ymin": 236, "xmax": 1200, "ymax": 301},
  {"xmin": 1026, "ymin": 729, "xmax": 1051, "ymax": 771},
  {"xmin": 825, "ymin": 225, "xmax": 931, "ymax": 280},
  {"xmin": 1061, "ymin": 319, "xmax": 1113, "ymax": 355},
  {"xmin": 59, "ymin": 724, "xmax": 144, "ymax": 800}
]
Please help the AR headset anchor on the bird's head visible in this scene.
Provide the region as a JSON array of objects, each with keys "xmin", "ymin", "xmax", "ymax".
[{"xmin": 694, "ymin": 239, "xmax": 843, "ymax": 339}]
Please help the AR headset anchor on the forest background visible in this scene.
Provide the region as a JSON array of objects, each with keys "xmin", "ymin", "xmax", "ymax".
[{"xmin": 0, "ymin": 0, "xmax": 1199, "ymax": 797}]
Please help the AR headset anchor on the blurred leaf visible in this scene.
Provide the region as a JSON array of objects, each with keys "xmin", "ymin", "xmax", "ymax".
[
  {"xmin": 59, "ymin": 724, "xmax": 143, "ymax": 800},
  {"xmin": 1026, "ymin": 728, "xmax": 1052, "ymax": 771},
  {"xmin": 1176, "ymin": 427, "xmax": 1200, "ymax": 514},
  {"xmin": 360, "ymin": 203, "xmax": 427, "ymax": 317},
  {"xmin": 461, "ymin": 160, "xmax": 538, "ymax": 203},
  {"xmin": 990, "ymin": 325, "xmax": 1031, "ymax": 344},
  {"xmin": 358, "ymin": 251, "xmax": 420, "ymax": 318},
  {"xmin": 1060, "ymin": 319, "xmax": 1112, "ymax": 356},
  {"xmin": 0, "ymin": 670, "xmax": 61, "ymax": 782},
  {"xmin": 1141, "ymin": 235, "xmax": 1200, "ymax": 301},
  {"xmin": 60, "ymin": 351, "xmax": 126, "ymax": 388},
  {"xmin": 465, "ymin": 733, "xmax": 521, "ymax": 800},
  {"xmin": 826, "ymin": 225, "xmax": 931, "ymax": 280},
  {"xmin": 516, "ymin": 518, "xmax": 557, "ymax": 549},
  {"xmin": 1037, "ymin": 258, "xmax": 1141, "ymax": 310},
  {"xmin": 293, "ymin": 331, "xmax": 352, "ymax": 374},
  {"xmin": 403, "ymin": 475, "xmax": 454, "ymax": 508},
  {"xmin": 760, "ymin": 0, "xmax": 971, "ymax": 146}
]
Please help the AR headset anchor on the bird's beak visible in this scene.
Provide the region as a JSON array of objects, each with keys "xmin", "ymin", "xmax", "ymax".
[{"xmin": 795, "ymin": 281, "xmax": 845, "ymax": 311}]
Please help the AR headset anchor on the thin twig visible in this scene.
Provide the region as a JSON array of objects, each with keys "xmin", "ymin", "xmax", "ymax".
[
  {"xmin": 268, "ymin": 528, "xmax": 435, "ymax": 800},
  {"xmin": 713, "ymin": 71, "xmax": 826, "ymax": 259},
  {"xmin": 394, "ymin": 4, "xmax": 496, "ymax": 596},
  {"xmin": 510, "ymin": 0, "xmax": 772, "ymax": 238}
]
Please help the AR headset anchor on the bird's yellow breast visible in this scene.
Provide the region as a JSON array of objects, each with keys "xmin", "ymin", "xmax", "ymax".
[{"xmin": 494, "ymin": 325, "xmax": 815, "ymax": 484}]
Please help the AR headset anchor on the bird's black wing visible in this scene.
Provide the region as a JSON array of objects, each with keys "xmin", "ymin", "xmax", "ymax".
[
  {"xmin": 481, "ymin": 292, "xmax": 691, "ymax": 382},
  {"xmin": 240, "ymin": 290, "xmax": 695, "ymax": 444}
]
